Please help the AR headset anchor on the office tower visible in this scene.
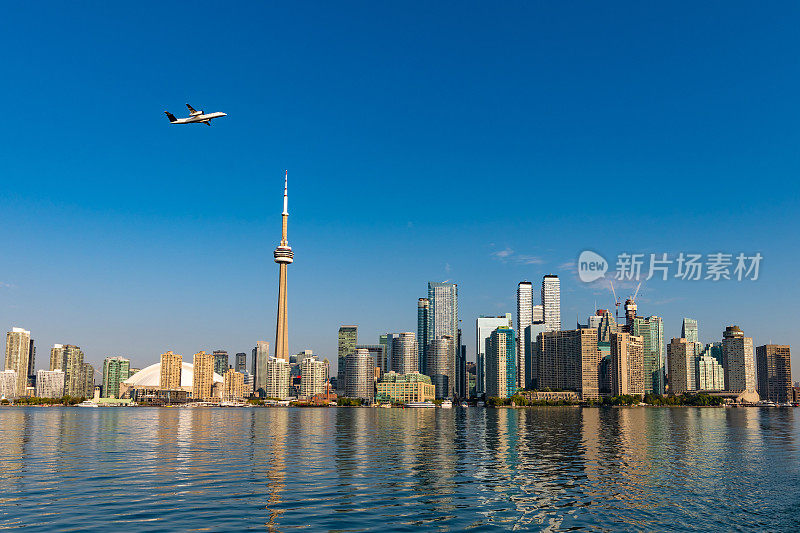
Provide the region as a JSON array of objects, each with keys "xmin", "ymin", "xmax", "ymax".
[
  {"xmin": 299, "ymin": 356, "xmax": 327, "ymax": 398},
  {"xmin": 456, "ymin": 336, "xmax": 467, "ymax": 399},
  {"xmin": 62, "ymin": 344, "xmax": 85, "ymax": 397},
  {"xmin": 50, "ymin": 344, "xmax": 65, "ymax": 371},
  {"xmin": 273, "ymin": 171, "xmax": 294, "ymax": 361},
  {"xmin": 516, "ymin": 281, "xmax": 533, "ymax": 388},
  {"xmin": 0, "ymin": 370, "xmax": 17, "ymax": 399},
  {"xmin": 667, "ymin": 338, "xmax": 696, "ymax": 394},
  {"xmin": 631, "ymin": 316, "xmax": 665, "ymax": 394},
  {"xmin": 475, "ymin": 314, "xmax": 513, "ymax": 396},
  {"xmin": 429, "ymin": 335, "xmax": 455, "ymax": 399},
  {"xmin": 160, "ymin": 351, "xmax": 182, "ymax": 390},
  {"xmin": 212, "ymin": 350, "xmax": 229, "ymax": 376},
  {"xmin": 523, "ymin": 322, "xmax": 547, "ymax": 390},
  {"xmin": 541, "ymin": 275, "xmax": 561, "ymax": 332},
  {"xmin": 696, "ymin": 354, "xmax": 725, "ymax": 391},
  {"xmin": 102, "ymin": 356, "xmax": 130, "ymax": 398},
  {"xmin": 532, "ymin": 305, "xmax": 544, "ymax": 322},
  {"xmin": 192, "ymin": 351, "xmax": 215, "ymax": 400},
  {"xmin": 391, "ymin": 332, "xmax": 418, "ymax": 375},
  {"xmin": 417, "ymin": 298, "xmax": 430, "ymax": 374},
  {"xmin": 235, "ymin": 353, "xmax": 247, "ymax": 374},
  {"xmin": 682, "ymin": 318, "xmax": 699, "ymax": 343},
  {"xmin": 337, "ymin": 325, "xmax": 358, "ymax": 391},
  {"xmin": 345, "ymin": 349, "xmax": 374, "ymax": 402},
  {"xmin": 485, "ymin": 327, "xmax": 516, "ymax": 399},
  {"xmin": 596, "ymin": 310, "xmax": 618, "ymax": 343},
  {"xmin": 36, "ymin": 369, "xmax": 65, "ymax": 398},
  {"xmin": 265, "ymin": 357, "xmax": 291, "ymax": 399},
  {"xmin": 428, "ymin": 281, "xmax": 458, "ymax": 384},
  {"xmin": 756, "ymin": 345, "xmax": 792, "ymax": 403},
  {"xmin": 222, "ymin": 370, "xmax": 245, "ymax": 402},
  {"xmin": 355, "ymin": 344, "xmax": 386, "ymax": 379},
  {"xmin": 378, "ymin": 334, "xmax": 393, "ymax": 372},
  {"xmin": 610, "ymin": 333, "xmax": 645, "ymax": 397},
  {"xmin": 82, "ymin": 363, "xmax": 95, "ymax": 397},
  {"xmin": 4, "ymin": 327, "xmax": 32, "ymax": 397},
  {"xmin": 252, "ymin": 341, "xmax": 269, "ymax": 395},
  {"xmin": 722, "ymin": 326, "xmax": 756, "ymax": 393},
  {"xmin": 539, "ymin": 329, "xmax": 601, "ymax": 400},
  {"xmin": 27, "ymin": 339, "xmax": 35, "ymax": 383}
]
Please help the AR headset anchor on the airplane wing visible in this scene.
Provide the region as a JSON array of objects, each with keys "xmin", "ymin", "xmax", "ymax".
[{"xmin": 186, "ymin": 103, "xmax": 197, "ymax": 114}]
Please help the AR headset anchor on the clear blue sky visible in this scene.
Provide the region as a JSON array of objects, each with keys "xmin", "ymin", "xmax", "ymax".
[{"xmin": 1, "ymin": 2, "xmax": 798, "ymax": 378}]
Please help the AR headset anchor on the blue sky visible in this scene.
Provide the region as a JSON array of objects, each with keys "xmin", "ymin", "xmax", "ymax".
[{"xmin": 1, "ymin": 2, "xmax": 799, "ymax": 378}]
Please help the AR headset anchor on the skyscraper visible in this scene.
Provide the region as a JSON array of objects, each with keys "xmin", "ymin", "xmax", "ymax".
[
  {"xmin": 192, "ymin": 351, "xmax": 215, "ymax": 400},
  {"xmin": 429, "ymin": 335, "xmax": 454, "ymax": 399},
  {"xmin": 756, "ymin": 345, "xmax": 792, "ymax": 403},
  {"xmin": 485, "ymin": 326, "xmax": 516, "ymax": 399},
  {"xmin": 273, "ymin": 171, "xmax": 294, "ymax": 362},
  {"xmin": 212, "ymin": 350, "xmax": 229, "ymax": 376},
  {"xmin": 667, "ymin": 338, "xmax": 696, "ymax": 394},
  {"xmin": 299, "ymin": 356, "xmax": 327, "ymax": 398},
  {"xmin": 222, "ymin": 370, "xmax": 245, "ymax": 402},
  {"xmin": 681, "ymin": 318, "xmax": 699, "ymax": 344},
  {"xmin": 102, "ymin": 356, "xmax": 130, "ymax": 398},
  {"xmin": 160, "ymin": 351, "xmax": 182, "ymax": 390},
  {"xmin": 516, "ymin": 281, "xmax": 533, "ymax": 388},
  {"xmin": 391, "ymin": 332, "xmax": 418, "ymax": 375},
  {"xmin": 695, "ymin": 354, "xmax": 725, "ymax": 391},
  {"xmin": 722, "ymin": 326, "xmax": 756, "ymax": 393},
  {"xmin": 542, "ymin": 275, "xmax": 561, "ymax": 332},
  {"xmin": 631, "ymin": 316, "xmax": 665, "ymax": 395},
  {"xmin": 456, "ymin": 331, "xmax": 467, "ymax": 399},
  {"xmin": 235, "ymin": 352, "xmax": 247, "ymax": 374},
  {"xmin": 355, "ymin": 344, "xmax": 386, "ymax": 378},
  {"xmin": 252, "ymin": 341, "xmax": 269, "ymax": 396},
  {"xmin": 475, "ymin": 314, "xmax": 513, "ymax": 397},
  {"xmin": 523, "ymin": 322, "xmax": 547, "ymax": 390},
  {"xmin": 82, "ymin": 363, "xmax": 95, "ymax": 398},
  {"xmin": 50, "ymin": 344, "xmax": 65, "ymax": 371},
  {"xmin": 265, "ymin": 357, "xmax": 291, "ymax": 399},
  {"xmin": 5, "ymin": 327, "xmax": 32, "ymax": 397},
  {"xmin": 539, "ymin": 328, "xmax": 600, "ymax": 400},
  {"xmin": 428, "ymin": 281, "xmax": 458, "ymax": 385},
  {"xmin": 345, "ymin": 349, "xmax": 374, "ymax": 402},
  {"xmin": 417, "ymin": 298, "xmax": 430, "ymax": 374},
  {"xmin": 62, "ymin": 344, "xmax": 85, "ymax": 397},
  {"xmin": 337, "ymin": 326, "xmax": 358, "ymax": 391},
  {"xmin": 610, "ymin": 332, "xmax": 645, "ymax": 397}
]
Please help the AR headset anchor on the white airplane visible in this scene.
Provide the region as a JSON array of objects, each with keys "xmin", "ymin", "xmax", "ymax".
[{"xmin": 164, "ymin": 104, "xmax": 227, "ymax": 126}]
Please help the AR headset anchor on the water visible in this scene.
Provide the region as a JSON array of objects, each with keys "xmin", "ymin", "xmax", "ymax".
[{"xmin": 0, "ymin": 406, "xmax": 798, "ymax": 531}]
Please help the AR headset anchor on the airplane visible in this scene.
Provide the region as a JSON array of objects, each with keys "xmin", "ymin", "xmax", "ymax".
[{"xmin": 164, "ymin": 104, "xmax": 227, "ymax": 126}]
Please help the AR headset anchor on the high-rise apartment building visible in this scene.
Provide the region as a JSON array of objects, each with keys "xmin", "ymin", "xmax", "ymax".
[
  {"xmin": 0, "ymin": 370, "xmax": 17, "ymax": 399},
  {"xmin": 82, "ymin": 363, "xmax": 95, "ymax": 398},
  {"xmin": 160, "ymin": 351, "xmax": 182, "ymax": 390},
  {"xmin": 756, "ymin": 345, "xmax": 792, "ymax": 403},
  {"xmin": 265, "ymin": 357, "xmax": 291, "ymax": 399},
  {"xmin": 681, "ymin": 318, "xmax": 699, "ymax": 344},
  {"xmin": 252, "ymin": 341, "xmax": 269, "ymax": 395},
  {"xmin": 192, "ymin": 351, "xmax": 215, "ymax": 400},
  {"xmin": 299, "ymin": 356, "xmax": 327, "ymax": 398},
  {"xmin": 523, "ymin": 322, "xmax": 547, "ymax": 390},
  {"xmin": 667, "ymin": 338, "xmax": 696, "ymax": 394},
  {"xmin": 50, "ymin": 344, "xmax": 65, "ymax": 371},
  {"xmin": 532, "ymin": 305, "xmax": 544, "ymax": 322},
  {"xmin": 212, "ymin": 350, "xmax": 229, "ymax": 376},
  {"xmin": 337, "ymin": 326, "xmax": 358, "ymax": 391},
  {"xmin": 429, "ymin": 335, "xmax": 455, "ymax": 399},
  {"xmin": 516, "ymin": 281, "xmax": 533, "ymax": 388},
  {"xmin": 476, "ymin": 314, "xmax": 513, "ymax": 396},
  {"xmin": 36, "ymin": 369, "xmax": 65, "ymax": 398},
  {"xmin": 541, "ymin": 275, "xmax": 561, "ymax": 332},
  {"xmin": 538, "ymin": 328, "xmax": 600, "ymax": 400},
  {"xmin": 485, "ymin": 326, "xmax": 516, "ymax": 399},
  {"xmin": 456, "ymin": 335, "xmax": 467, "ymax": 399},
  {"xmin": 378, "ymin": 334, "xmax": 395, "ymax": 372},
  {"xmin": 610, "ymin": 333, "xmax": 645, "ymax": 397},
  {"xmin": 428, "ymin": 281, "xmax": 458, "ymax": 386},
  {"xmin": 235, "ymin": 352, "xmax": 247, "ymax": 374},
  {"xmin": 391, "ymin": 332, "xmax": 418, "ymax": 375},
  {"xmin": 5, "ymin": 327, "xmax": 32, "ymax": 397},
  {"xmin": 696, "ymin": 355, "xmax": 725, "ymax": 391},
  {"xmin": 417, "ymin": 298, "xmax": 430, "ymax": 375},
  {"xmin": 345, "ymin": 349, "xmax": 374, "ymax": 402},
  {"xmin": 722, "ymin": 326, "xmax": 756, "ymax": 393},
  {"xmin": 102, "ymin": 356, "xmax": 130, "ymax": 398},
  {"xmin": 62, "ymin": 344, "xmax": 85, "ymax": 397},
  {"xmin": 222, "ymin": 370, "xmax": 245, "ymax": 402},
  {"xmin": 631, "ymin": 316, "xmax": 665, "ymax": 394},
  {"xmin": 355, "ymin": 344, "xmax": 386, "ymax": 379}
]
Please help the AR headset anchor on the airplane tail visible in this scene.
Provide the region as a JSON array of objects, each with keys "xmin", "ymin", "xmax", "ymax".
[{"xmin": 164, "ymin": 111, "xmax": 177, "ymax": 123}]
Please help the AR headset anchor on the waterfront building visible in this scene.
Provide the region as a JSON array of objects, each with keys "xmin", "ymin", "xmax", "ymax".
[
  {"xmin": 523, "ymin": 322, "xmax": 547, "ymax": 390},
  {"xmin": 242, "ymin": 371, "xmax": 254, "ymax": 394},
  {"xmin": 160, "ymin": 351, "xmax": 182, "ymax": 390},
  {"xmin": 273, "ymin": 171, "xmax": 294, "ymax": 362},
  {"xmin": 538, "ymin": 328, "xmax": 601, "ymax": 400},
  {"xmin": 252, "ymin": 341, "xmax": 269, "ymax": 396},
  {"xmin": 299, "ymin": 356, "xmax": 327, "ymax": 398},
  {"xmin": 222, "ymin": 370, "xmax": 245, "ymax": 402},
  {"xmin": 345, "ymin": 349, "xmax": 374, "ymax": 402},
  {"xmin": 517, "ymin": 281, "xmax": 533, "ymax": 388},
  {"xmin": 417, "ymin": 298, "xmax": 430, "ymax": 374},
  {"xmin": 355, "ymin": 344, "xmax": 386, "ymax": 379},
  {"xmin": 631, "ymin": 316, "xmax": 665, "ymax": 394},
  {"xmin": 102, "ymin": 356, "xmax": 130, "ymax": 398},
  {"xmin": 36, "ymin": 369, "xmax": 65, "ymax": 398},
  {"xmin": 456, "ymin": 339, "xmax": 467, "ymax": 399},
  {"xmin": 667, "ymin": 338, "xmax": 696, "ymax": 394},
  {"xmin": 50, "ymin": 344, "xmax": 65, "ymax": 371},
  {"xmin": 485, "ymin": 326, "xmax": 516, "ymax": 399},
  {"xmin": 0, "ymin": 370, "xmax": 17, "ymax": 399},
  {"xmin": 610, "ymin": 333, "xmax": 645, "ymax": 397},
  {"xmin": 756, "ymin": 345, "xmax": 792, "ymax": 403},
  {"xmin": 542, "ymin": 275, "xmax": 561, "ymax": 332},
  {"xmin": 682, "ymin": 318, "xmax": 699, "ymax": 343},
  {"xmin": 476, "ymin": 314, "xmax": 512, "ymax": 396},
  {"xmin": 696, "ymin": 354, "xmax": 725, "ymax": 391},
  {"xmin": 192, "ymin": 351, "xmax": 215, "ymax": 400},
  {"xmin": 82, "ymin": 363, "xmax": 94, "ymax": 397},
  {"xmin": 337, "ymin": 325, "xmax": 358, "ymax": 391},
  {"xmin": 5, "ymin": 327, "xmax": 33, "ymax": 397},
  {"xmin": 722, "ymin": 326, "xmax": 756, "ymax": 393},
  {"xmin": 376, "ymin": 371, "xmax": 434, "ymax": 403},
  {"xmin": 235, "ymin": 352, "xmax": 247, "ymax": 374},
  {"xmin": 62, "ymin": 344, "xmax": 85, "ymax": 397},
  {"xmin": 391, "ymin": 332, "xmax": 418, "ymax": 375},
  {"xmin": 265, "ymin": 358, "xmax": 291, "ymax": 399},
  {"xmin": 428, "ymin": 281, "xmax": 458, "ymax": 385},
  {"xmin": 212, "ymin": 350, "xmax": 229, "ymax": 376},
  {"xmin": 428, "ymin": 335, "xmax": 455, "ymax": 399},
  {"xmin": 521, "ymin": 390, "xmax": 580, "ymax": 402}
]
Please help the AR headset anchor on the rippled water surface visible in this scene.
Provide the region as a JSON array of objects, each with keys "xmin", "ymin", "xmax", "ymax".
[{"xmin": 1, "ymin": 406, "xmax": 799, "ymax": 531}]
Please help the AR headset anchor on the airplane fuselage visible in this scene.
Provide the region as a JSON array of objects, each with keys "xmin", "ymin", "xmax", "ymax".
[{"xmin": 170, "ymin": 112, "xmax": 227, "ymax": 124}]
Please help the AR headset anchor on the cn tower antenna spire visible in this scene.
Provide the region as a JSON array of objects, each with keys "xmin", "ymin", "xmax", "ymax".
[{"xmin": 283, "ymin": 169, "xmax": 288, "ymax": 215}]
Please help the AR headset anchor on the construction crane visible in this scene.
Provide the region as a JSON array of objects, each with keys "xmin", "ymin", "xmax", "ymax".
[{"xmin": 609, "ymin": 280, "xmax": 621, "ymax": 321}]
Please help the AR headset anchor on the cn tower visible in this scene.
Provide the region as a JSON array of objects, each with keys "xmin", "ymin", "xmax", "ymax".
[{"xmin": 273, "ymin": 170, "xmax": 293, "ymax": 360}]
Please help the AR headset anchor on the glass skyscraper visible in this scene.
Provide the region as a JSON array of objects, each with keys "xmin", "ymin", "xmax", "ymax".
[{"xmin": 102, "ymin": 356, "xmax": 130, "ymax": 398}]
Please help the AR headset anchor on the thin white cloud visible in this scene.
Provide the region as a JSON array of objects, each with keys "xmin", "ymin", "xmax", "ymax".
[{"xmin": 490, "ymin": 248, "xmax": 544, "ymax": 265}]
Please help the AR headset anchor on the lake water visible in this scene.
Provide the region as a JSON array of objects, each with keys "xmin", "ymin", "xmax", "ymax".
[{"xmin": 0, "ymin": 406, "xmax": 798, "ymax": 531}]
